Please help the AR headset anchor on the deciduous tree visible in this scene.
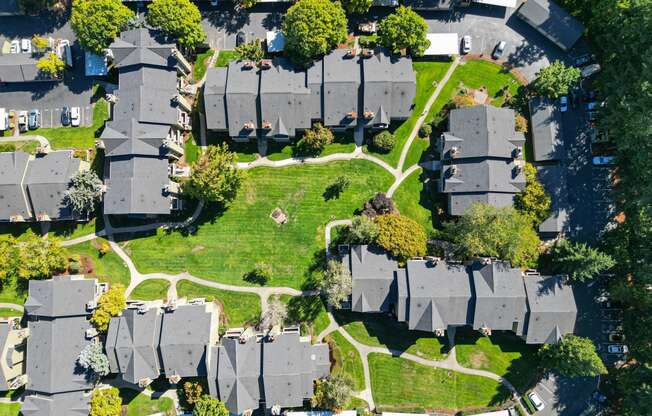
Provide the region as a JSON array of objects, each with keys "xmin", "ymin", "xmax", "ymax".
[
  {"xmin": 532, "ymin": 60, "xmax": 581, "ymax": 99},
  {"xmin": 311, "ymin": 374, "xmax": 352, "ymax": 412},
  {"xmin": 147, "ymin": 0, "xmax": 206, "ymax": 49},
  {"xmin": 261, "ymin": 295, "xmax": 288, "ymax": 329},
  {"xmin": 17, "ymin": 232, "xmax": 68, "ymax": 280},
  {"xmin": 71, "ymin": 0, "xmax": 134, "ymax": 54},
  {"xmin": 31, "ymin": 35, "xmax": 49, "ymax": 50},
  {"xmin": 297, "ymin": 123, "xmax": 334, "ymax": 156},
  {"xmin": 341, "ymin": 0, "xmax": 372, "ymax": 15},
  {"xmin": 0, "ymin": 237, "xmax": 18, "ymax": 283},
  {"xmin": 193, "ymin": 395, "xmax": 228, "ymax": 416},
  {"xmin": 346, "ymin": 215, "xmax": 379, "ymax": 244},
  {"xmin": 377, "ymin": 6, "xmax": 430, "ymax": 57},
  {"xmin": 65, "ymin": 170, "xmax": 103, "ymax": 217},
  {"xmin": 550, "ymin": 239, "xmax": 615, "ymax": 282},
  {"xmin": 539, "ymin": 334, "xmax": 607, "ymax": 378},
  {"xmin": 235, "ymin": 39, "xmax": 264, "ymax": 64},
  {"xmin": 89, "ymin": 387, "xmax": 122, "ymax": 416},
  {"xmin": 36, "ymin": 53, "xmax": 65, "ymax": 78},
  {"xmin": 182, "ymin": 381, "xmax": 203, "ymax": 408},
  {"xmin": 184, "ymin": 144, "xmax": 243, "ymax": 204},
  {"xmin": 514, "ymin": 163, "xmax": 551, "ymax": 224},
  {"xmin": 371, "ymin": 130, "xmax": 396, "ymax": 153},
  {"xmin": 375, "ymin": 214, "xmax": 427, "ymax": 261},
  {"xmin": 77, "ymin": 343, "xmax": 110, "ymax": 379},
  {"xmin": 91, "ymin": 284, "xmax": 126, "ymax": 332},
  {"xmin": 320, "ymin": 260, "xmax": 352, "ymax": 309}
]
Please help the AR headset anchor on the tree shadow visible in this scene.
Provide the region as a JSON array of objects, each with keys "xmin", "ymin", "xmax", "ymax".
[
  {"xmin": 261, "ymin": 12, "xmax": 283, "ymax": 31},
  {"xmin": 302, "ymin": 248, "xmax": 327, "ymax": 291},
  {"xmin": 287, "ymin": 295, "xmax": 324, "ymax": 325},
  {"xmin": 204, "ymin": 9, "xmax": 251, "ymax": 34}
]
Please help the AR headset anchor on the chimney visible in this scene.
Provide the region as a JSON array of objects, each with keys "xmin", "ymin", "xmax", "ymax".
[
  {"xmin": 345, "ymin": 49, "xmax": 356, "ymax": 58},
  {"xmin": 346, "ymin": 111, "xmax": 357, "ymax": 119},
  {"xmin": 243, "ymin": 121, "xmax": 255, "ymax": 130},
  {"xmin": 259, "ymin": 59, "xmax": 272, "ymax": 69},
  {"xmin": 262, "ymin": 120, "xmax": 272, "ymax": 129}
]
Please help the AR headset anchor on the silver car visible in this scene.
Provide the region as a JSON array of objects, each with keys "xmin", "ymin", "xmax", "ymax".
[{"xmin": 462, "ymin": 35, "xmax": 472, "ymax": 54}]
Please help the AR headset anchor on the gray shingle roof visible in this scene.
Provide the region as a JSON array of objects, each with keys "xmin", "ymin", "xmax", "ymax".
[
  {"xmin": 204, "ymin": 67, "xmax": 229, "ymax": 131},
  {"xmin": 225, "ymin": 61, "xmax": 259, "ymax": 138},
  {"xmin": 113, "ymin": 85, "xmax": 178, "ymax": 126},
  {"xmin": 536, "ymin": 164, "xmax": 569, "ymax": 235},
  {"xmin": 471, "ymin": 262, "xmax": 527, "ymax": 334},
  {"xmin": 24, "ymin": 277, "xmax": 97, "ymax": 318},
  {"xmin": 103, "ymin": 156, "xmax": 171, "ymax": 215},
  {"xmin": 404, "ymin": 260, "xmax": 472, "ymax": 331},
  {"xmin": 24, "ymin": 151, "xmax": 81, "ymax": 221},
  {"xmin": 118, "ymin": 65, "xmax": 178, "ymax": 91},
  {"xmin": 523, "ymin": 275, "xmax": 577, "ymax": 344},
  {"xmin": 441, "ymin": 159, "xmax": 526, "ymax": 194},
  {"xmin": 109, "ymin": 28, "xmax": 176, "ymax": 69},
  {"xmin": 21, "ymin": 391, "xmax": 89, "ymax": 416},
  {"xmin": 516, "ymin": 0, "xmax": 584, "ymax": 51},
  {"xmin": 101, "ymin": 118, "xmax": 170, "ymax": 157},
  {"xmin": 347, "ymin": 245, "xmax": 398, "ymax": 313},
  {"xmin": 323, "ymin": 49, "xmax": 360, "ymax": 128},
  {"xmin": 529, "ymin": 96, "xmax": 563, "ymax": 161},
  {"xmin": 447, "ymin": 192, "xmax": 517, "ymax": 216},
  {"xmin": 306, "ymin": 60, "xmax": 323, "ymax": 120},
  {"xmin": 0, "ymin": 151, "xmax": 31, "ymax": 221}
]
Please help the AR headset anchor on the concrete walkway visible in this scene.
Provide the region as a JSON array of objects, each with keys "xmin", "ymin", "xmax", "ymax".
[
  {"xmin": 0, "ymin": 135, "xmax": 50, "ymax": 148},
  {"xmin": 0, "ymin": 303, "xmax": 24, "ymax": 312}
]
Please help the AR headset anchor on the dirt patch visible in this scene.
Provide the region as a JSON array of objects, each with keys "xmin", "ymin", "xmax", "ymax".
[
  {"xmin": 191, "ymin": 245, "xmax": 205, "ymax": 253},
  {"xmin": 468, "ymin": 351, "xmax": 489, "ymax": 369}
]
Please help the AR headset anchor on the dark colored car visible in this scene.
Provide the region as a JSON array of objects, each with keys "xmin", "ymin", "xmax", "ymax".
[
  {"xmin": 236, "ymin": 32, "xmax": 246, "ymax": 47},
  {"xmin": 61, "ymin": 106, "xmax": 71, "ymax": 126},
  {"xmin": 573, "ymin": 53, "xmax": 595, "ymax": 67}
]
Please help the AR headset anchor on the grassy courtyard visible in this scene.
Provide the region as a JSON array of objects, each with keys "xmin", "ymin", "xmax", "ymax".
[
  {"xmin": 120, "ymin": 388, "xmax": 174, "ymax": 416},
  {"xmin": 193, "ymin": 49, "xmax": 215, "ymax": 81},
  {"xmin": 130, "ymin": 279, "xmax": 170, "ymax": 301},
  {"xmin": 392, "ymin": 167, "xmax": 440, "ymax": 234},
  {"xmin": 66, "ymin": 238, "xmax": 130, "ymax": 288},
  {"xmin": 0, "ymin": 403, "xmax": 20, "ymax": 416},
  {"xmin": 369, "ymin": 354, "xmax": 509, "ymax": 413},
  {"xmin": 327, "ymin": 331, "xmax": 365, "ymax": 391},
  {"xmin": 215, "ymin": 50, "xmax": 237, "ymax": 67},
  {"xmin": 121, "ymin": 160, "xmax": 394, "ymax": 289}
]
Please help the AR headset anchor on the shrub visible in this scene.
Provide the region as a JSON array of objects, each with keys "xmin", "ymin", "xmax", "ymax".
[
  {"xmin": 244, "ymin": 262, "xmax": 272, "ymax": 285},
  {"xmin": 362, "ymin": 192, "xmax": 396, "ymax": 218},
  {"xmin": 0, "ymin": 143, "xmax": 16, "ymax": 152},
  {"xmin": 419, "ymin": 123, "xmax": 432, "ymax": 138},
  {"xmin": 377, "ymin": 6, "xmax": 430, "ymax": 57},
  {"xmin": 514, "ymin": 163, "xmax": 551, "ymax": 224},
  {"xmin": 182, "ymin": 381, "xmax": 203, "ymax": 408},
  {"xmin": 297, "ymin": 123, "xmax": 333, "ymax": 156},
  {"xmin": 522, "ymin": 396, "xmax": 537, "ymax": 414},
  {"xmin": 358, "ymin": 34, "xmax": 378, "ymax": 48},
  {"xmin": 98, "ymin": 241, "xmax": 111, "ymax": 256},
  {"xmin": 346, "ymin": 215, "xmax": 379, "ymax": 244},
  {"xmin": 452, "ymin": 94, "xmax": 475, "ymax": 108},
  {"xmin": 90, "ymin": 387, "xmax": 121, "ymax": 416},
  {"xmin": 375, "ymin": 214, "xmax": 427, "ymax": 261},
  {"xmin": 311, "ymin": 374, "xmax": 353, "ymax": 411},
  {"xmin": 91, "ymin": 284, "xmax": 126, "ymax": 332},
  {"xmin": 235, "ymin": 39, "xmax": 264, "ymax": 64},
  {"xmin": 184, "ymin": 144, "xmax": 243, "ymax": 204},
  {"xmin": 371, "ymin": 130, "xmax": 396, "ymax": 153},
  {"xmin": 515, "ymin": 113, "xmax": 528, "ymax": 133}
]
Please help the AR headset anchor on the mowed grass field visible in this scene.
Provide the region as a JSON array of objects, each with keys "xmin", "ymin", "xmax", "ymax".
[
  {"xmin": 369, "ymin": 354, "xmax": 509, "ymax": 413},
  {"xmin": 122, "ymin": 161, "xmax": 394, "ymax": 289},
  {"xmin": 129, "ymin": 279, "xmax": 170, "ymax": 301},
  {"xmin": 328, "ymin": 331, "xmax": 366, "ymax": 391}
]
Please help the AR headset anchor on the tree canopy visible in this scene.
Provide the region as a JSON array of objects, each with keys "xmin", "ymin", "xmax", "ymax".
[
  {"xmin": 311, "ymin": 374, "xmax": 353, "ymax": 411},
  {"xmin": 77, "ymin": 343, "xmax": 110, "ymax": 379},
  {"xmin": 89, "ymin": 387, "xmax": 122, "ymax": 416},
  {"xmin": 514, "ymin": 163, "xmax": 551, "ymax": 224},
  {"xmin": 377, "ymin": 6, "xmax": 430, "ymax": 57},
  {"xmin": 184, "ymin": 144, "xmax": 243, "ymax": 204},
  {"xmin": 147, "ymin": 0, "xmax": 206, "ymax": 49},
  {"xmin": 346, "ymin": 215, "xmax": 379, "ymax": 244},
  {"xmin": 539, "ymin": 334, "xmax": 607, "ymax": 378},
  {"xmin": 65, "ymin": 170, "xmax": 103, "ymax": 217},
  {"xmin": 550, "ymin": 239, "xmax": 615, "ymax": 282},
  {"xmin": 444, "ymin": 203, "xmax": 540, "ymax": 267},
  {"xmin": 341, "ymin": 0, "xmax": 372, "ymax": 14},
  {"xmin": 193, "ymin": 395, "xmax": 229, "ymax": 416},
  {"xmin": 71, "ymin": 0, "xmax": 134, "ymax": 54},
  {"xmin": 320, "ymin": 260, "xmax": 352, "ymax": 309},
  {"xmin": 375, "ymin": 214, "xmax": 427, "ymax": 262},
  {"xmin": 532, "ymin": 60, "xmax": 581, "ymax": 99},
  {"xmin": 91, "ymin": 284, "xmax": 126, "ymax": 332},
  {"xmin": 282, "ymin": 0, "xmax": 348, "ymax": 67},
  {"xmin": 15, "ymin": 232, "xmax": 68, "ymax": 280},
  {"xmin": 235, "ymin": 39, "xmax": 264, "ymax": 64}
]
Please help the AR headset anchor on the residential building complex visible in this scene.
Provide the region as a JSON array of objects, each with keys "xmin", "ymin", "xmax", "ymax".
[
  {"xmin": 344, "ymin": 245, "xmax": 578, "ymax": 344},
  {"xmin": 516, "ymin": 0, "xmax": 585, "ymax": 51}
]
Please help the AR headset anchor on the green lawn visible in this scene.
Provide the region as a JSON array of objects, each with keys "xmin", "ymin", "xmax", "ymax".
[
  {"xmin": 0, "ymin": 140, "xmax": 39, "ymax": 154},
  {"xmin": 0, "ymin": 277, "xmax": 27, "ymax": 306},
  {"xmin": 215, "ymin": 50, "xmax": 237, "ymax": 67},
  {"xmin": 403, "ymin": 136, "xmax": 430, "ymax": 170},
  {"xmin": 184, "ymin": 133, "xmax": 200, "ymax": 164},
  {"xmin": 393, "ymin": 167, "xmax": 439, "ymax": 234},
  {"xmin": 66, "ymin": 238, "xmax": 131, "ymax": 288},
  {"xmin": 0, "ymin": 402, "xmax": 20, "ymax": 416},
  {"xmin": 327, "ymin": 331, "xmax": 365, "ymax": 391},
  {"xmin": 122, "ymin": 161, "xmax": 394, "ymax": 289},
  {"xmin": 455, "ymin": 328, "xmax": 541, "ymax": 392},
  {"xmin": 49, "ymin": 218, "xmax": 100, "ymax": 240},
  {"xmin": 336, "ymin": 311, "xmax": 448, "ymax": 360},
  {"xmin": 363, "ymin": 61, "xmax": 453, "ymax": 168},
  {"xmin": 194, "ymin": 49, "xmax": 215, "ymax": 81},
  {"xmin": 176, "ymin": 279, "xmax": 261, "ymax": 327},
  {"xmin": 0, "ymin": 308, "xmax": 22, "ymax": 317},
  {"xmin": 30, "ymin": 96, "xmax": 109, "ymax": 150},
  {"xmin": 120, "ymin": 388, "xmax": 174, "ymax": 416},
  {"xmin": 284, "ymin": 295, "xmax": 330, "ymax": 337},
  {"xmin": 266, "ymin": 138, "xmax": 356, "ymax": 161},
  {"xmin": 130, "ymin": 279, "xmax": 170, "ymax": 301},
  {"xmin": 369, "ymin": 354, "xmax": 509, "ymax": 413}
]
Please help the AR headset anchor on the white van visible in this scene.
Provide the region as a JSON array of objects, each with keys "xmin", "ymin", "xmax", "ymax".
[{"xmin": 0, "ymin": 108, "xmax": 8, "ymax": 131}]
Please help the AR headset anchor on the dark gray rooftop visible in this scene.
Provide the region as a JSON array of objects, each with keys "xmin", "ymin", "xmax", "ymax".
[
  {"xmin": 118, "ymin": 65, "xmax": 177, "ymax": 91},
  {"xmin": 523, "ymin": 275, "xmax": 577, "ymax": 344},
  {"xmin": 21, "ymin": 391, "xmax": 89, "ymax": 416},
  {"xmin": 537, "ymin": 164, "xmax": 569, "ymax": 235},
  {"xmin": 447, "ymin": 192, "xmax": 517, "ymax": 216},
  {"xmin": 529, "ymin": 96, "xmax": 563, "ymax": 161},
  {"xmin": 203, "ymin": 67, "xmax": 228, "ymax": 131},
  {"xmin": 109, "ymin": 28, "xmax": 176, "ymax": 69},
  {"xmin": 24, "ymin": 276, "xmax": 97, "ymax": 318},
  {"xmin": 101, "ymin": 118, "xmax": 170, "ymax": 157},
  {"xmin": 113, "ymin": 85, "xmax": 178, "ymax": 126},
  {"xmin": 0, "ymin": 53, "xmax": 53, "ymax": 83},
  {"xmin": 347, "ymin": 245, "xmax": 398, "ymax": 313},
  {"xmin": 516, "ymin": 0, "xmax": 584, "ymax": 51},
  {"xmin": 225, "ymin": 61, "xmax": 259, "ymax": 138},
  {"xmin": 441, "ymin": 159, "xmax": 526, "ymax": 194},
  {"xmin": 0, "ymin": 151, "xmax": 31, "ymax": 221},
  {"xmin": 323, "ymin": 49, "xmax": 360, "ymax": 128}
]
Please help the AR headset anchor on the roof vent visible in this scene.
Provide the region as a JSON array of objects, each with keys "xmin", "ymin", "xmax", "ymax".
[
  {"xmin": 137, "ymin": 304, "xmax": 148, "ymax": 314},
  {"xmin": 363, "ymin": 111, "xmax": 374, "ymax": 119},
  {"xmin": 85, "ymin": 328, "xmax": 99, "ymax": 339},
  {"xmin": 362, "ymin": 49, "xmax": 374, "ymax": 58},
  {"xmin": 259, "ymin": 59, "xmax": 272, "ymax": 69},
  {"xmin": 346, "ymin": 111, "xmax": 357, "ymax": 119},
  {"xmin": 243, "ymin": 121, "xmax": 255, "ymax": 130},
  {"xmin": 86, "ymin": 300, "xmax": 97, "ymax": 311}
]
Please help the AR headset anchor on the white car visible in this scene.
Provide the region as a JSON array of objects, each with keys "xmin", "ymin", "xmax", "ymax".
[
  {"xmin": 528, "ymin": 392, "xmax": 545, "ymax": 411},
  {"xmin": 462, "ymin": 35, "xmax": 472, "ymax": 54},
  {"xmin": 559, "ymin": 96, "xmax": 569, "ymax": 112},
  {"xmin": 18, "ymin": 111, "xmax": 28, "ymax": 133},
  {"xmin": 10, "ymin": 39, "xmax": 19, "ymax": 54},
  {"xmin": 581, "ymin": 63, "xmax": 601, "ymax": 78},
  {"xmin": 20, "ymin": 39, "xmax": 31, "ymax": 54},
  {"xmin": 607, "ymin": 344, "xmax": 629, "ymax": 354},
  {"xmin": 70, "ymin": 107, "xmax": 81, "ymax": 127}
]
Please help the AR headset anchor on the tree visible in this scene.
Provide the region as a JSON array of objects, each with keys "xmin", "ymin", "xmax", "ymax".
[
  {"xmin": 147, "ymin": 0, "xmax": 206, "ymax": 49},
  {"xmin": 375, "ymin": 214, "xmax": 427, "ymax": 261},
  {"xmin": 550, "ymin": 239, "xmax": 615, "ymax": 282},
  {"xmin": 514, "ymin": 163, "xmax": 551, "ymax": 224},
  {"xmin": 19, "ymin": 0, "xmax": 55, "ymax": 14},
  {"xmin": 282, "ymin": 0, "xmax": 347, "ymax": 67},
  {"xmin": 261, "ymin": 295, "xmax": 288, "ymax": 329},
  {"xmin": 341, "ymin": 0, "xmax": 372, "ymax": 15},
  {"xmin": 184, "ymin": 144, "xmax": 243, "ymax": 204},
  {"xmin": 515, "ymin": 113, "xmax": 528, "ymax": 133},
  {"xmin": 297, "ymin": 123, "xmax": 334, "ymax": 156},
  {"xmin": 65, "ymin": 170, "xmax": 103, "ymax": 217},
  {"xmin": 17, "ymin": 232, "xmax": 68, "ymax": 280},
  {"xmin": 235, "ymin": 39, "xmax": 264, "ymax": 64},
  {"xmin": 324, "ymin": 176, "xmax": 350, "ymax": 200},
  {"xmin": 244, "ymin": 262, "xmax": 272, "ymax": 285},
  {"xmin": 532, "ymin": 60, "xmax": 581, "ymax": 99},
  {"xmin": 77, "ymin": 343, "xmax": 110, "ymax": 379},
  {"xmin": 31, "ymin": 35, "xmax": 49, "ymax": 50},
  {"xmin": 346, "ymin": 215, "xmax": 379, "ymax": 244},
  {"xmin": 419, "ymin": 123, "xmax": 432, "ymax": 138},
  {"xmin": 182, "ymin": 381, "xmax": 203, "ymax": 408},
  {"xmin": 311, "ymin": 374, "xmax": 353, "ymax": 411},
  {"xmin": 377, "ymin": 6, "xmax": 430, "ymax": 57},
  {"xmin": 539, "ymin": 335, "xmax": 607, "ymax": 378},
  {"xmin": 320, "ymin": 260, "xmax": 352, "ymax": 309},
  {"xmin": 91, "ymin": 284, "xmax": 126, "ymax": 332},
  {"xmin": 71, "ymin": 0, "xmax": 134, "ymax": 54},
  {"xmin": 362, "ymin": 192, "xmax": 396, "ymax": 217},
  {"xmin": 371, "ymin": 130, "xmax": 396, "ymax": 153},
  {"xmin": 0, "ymin": 236, "xmax": 18, "ymax": 283},
  {"xmin": 36, "ymin": 53, "xmax": 65, "ymax": 78},
  {"xmin": 193, "ymin": 395, "xmax": 228, "ymax": 416},
  {"xmin": 444, "ymin": 203, "xmax": 541, "ymax": 268},
  {"xmin": 89, "ymin": 387, "xmax": 122, "ymax": 416}
]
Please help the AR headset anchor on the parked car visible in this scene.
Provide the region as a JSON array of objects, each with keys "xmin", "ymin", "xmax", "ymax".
[
  {"xmin": 581, "ymin": 63, "xmax": 602, "ymax": 78},
  {"xmin": 70, "ymin": 107, "xmax": 81, "ymax": 127},
  {"xmin": 609, "ymin": 332, "xmax": 626, "ymax": 343},
  {"xmin": 61, "ymin": 106, "xmax": 71, "ymax": 126},
  {"xmin": 559, "ymin": 96, "xmax": 569, "ymax": 112},
  {"xmin": 210, "ymin": 0, "xmax": 218, "ymax": 5},
  {"xmin": 0, "ymin": 108, "xmax": 7, "ymax": 131},
  {"xmin": 492, "ymin": 41, "xmax": 506, "ymax": 59},
  {"xmin": 10, "ymin": 39, "xmax": 19, "ymax": 54},
  {"xmin": 607, "ymin": 344, "xmax": 628, "ymax": 354},
  {"xmin": 586, "ymin": 101, "xmax": 605, "ymax": 111},
  {"xmin": 593, "ymin": 156, "xmax": 615, "ymax": 166},
  {"xmin": 17, "ymin": 111, "xmax": 28, "ymax": 132},
  {"xmin": 462, "ymin": 35, "xmax": 472, "ymax": 54},
  {"xmin": 574, "ymin": 53, "xmax": 595, "ymax": 67},
  {"xmin": 20, "ymin": 38, "xmax": 31, "ymax": 53},
  {"xmin": 236, "ymin": 32, "xmax": 246, "ymax": 47},
  {"xmin": 528, "ymin": 392, "xmax": 545, "ymax": 411},
  {"xmin": 28, "ymin": 109, "xmax": 41, "ymax": 130}
]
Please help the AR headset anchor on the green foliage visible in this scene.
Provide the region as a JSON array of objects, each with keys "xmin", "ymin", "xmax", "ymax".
[
  {"xmin": 346, "ymin": 215, "xmax": 379, "ymax": 244},
  {"xmin": 418, "ymin": 123, "xmax": 432, "ymax": 138},
  {"xmin": 297, "ymin": 123, "xmax": 334, "ymax": 156},
  {"xmin": 71, "ymin": 0, "xmax": 134, "ymax": 54},
  {"xmin": 341, "ymin": 0, "xmax": 372, "ymax": 14},
  {"xmin": 244, "ymin": 262, "xmax": 272, "ymax": 285},
  {"xmin": 16, "ymin": 232, "xmax": 68, "ymax": 280},
  {"xmin": 184, "ymin": 144, "xmax": 243, "ymax": 203},
  {"xmin": 311, "ymin": 374, "xmax": 353, "ymax": 411},
  {"xmin": 91, "ymin": 284, "xmax": 126, "ymax": 332},
  {"xmin": 522, "ymin": 395, "xmax": 537, "ymax": 414},
  {"xmin": 550, "ymin": 239, "xmax": 615, "ymax": 282},
  {"xmin": 235, "ymin": 39, "xmax": 264, "ymax": 63},
  {"xmin": 238, "ymin": 0, "xmax": 258, "ymax": 8},
  {"xmin": 36, "ymin": 53, "xmax": 65, "ymax": 77},
  {"xmin": 324, "ymin": 176, "xmax": 351, "ymax": 200},
  {"xmin": 193, "ymin": 395, "xmax": 228, "ymax": 416},
  {"xmin": 77, "ymin": 343, "xmax": 110, "ymax": 378},
  {"xmin": 377, "ymin": 6, "xmax": 430, "ymax": 57},
  {"xmin": 613, "ymin": 363, "xmax": 652, "ymax": 416},
  {"xmin": 90, "ymin": 387, "xmax": 122, "ymax": 416},
  {"xmin": 0, "ymin": 143, "xmax": 16, "ymax": 152},
  {"xmin": 539, "ymin": 335, "xmax": 607, "ymax": 378},
  {"xmin": 147, "ymin": 0, "xmax": 206, "ymax": 49},
  {"xmin": 0, "ymin": 236, "xmax": 18, "ymax": 283},
  {"xmin": 375, "ymin": 214, "xmax": 427, "ymax": 261},
  {"xmin": 182, "ymin": 381, "xmax": 203, "ymax": 408},
  {"xmin": 282, "ymin": 0, "xmax": 348, "ymax": 67},
  {"xmin": 31, "ymin": 35, "xmax": 49, "ymax": 50},
  {"xmin": 514, "ymin": 163, "xmax": 551, "ymax": 224},
  {"xmin": 515, "ymin": 113, "xmax": 528, "ymax": 133},
  {"xmin": 320, "ymin": 260, "xmax": 352, "ymax": 309},
  {"xmin": 532, "ymin": 60, "xmax": 581, "ymax": 99},
  {"xmin": 371, "ymin": 130, "xmax": 396, "ymax": 153},
  {"xmin": 65, "ymin": 170, "xmax": 103, "ymax": 217},
  {"xmin": 444, "ymin": 203, "xmax": 540, "ymax": 267},
  {"xmin": 358, "ymin": 34, "xmax": 378, "ymax": 48}
]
